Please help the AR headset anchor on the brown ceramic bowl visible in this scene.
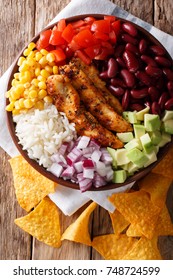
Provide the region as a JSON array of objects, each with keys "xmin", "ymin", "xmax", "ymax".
[{"xmin": 6, "ymin": 14, "xmax": 173, "ymax": 191}]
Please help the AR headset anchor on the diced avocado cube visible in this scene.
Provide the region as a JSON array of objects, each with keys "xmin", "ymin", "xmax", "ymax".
[
  {"xmin": 133, "ymin": 124, "xmax": 146, "ymax": 139},
  {"xmin": 126, "ymin": 162, "xmax": 139, "ymax": 174},
  {"xmin": 116, "ymin": 132, "xmax": 134, "ymax": 143},
  {"xmin": 107, "ymin": 147, "xmax": 117, "ymax": 169},
  {"xmin": 136, "ymin": 106, "xmax": 150, "ymax": 121},
  {"xmin": 120, "ymin": 163, "xmax": 129, "ymax": 171},
  {"xmin": 162, "ymin": 110, "xmax": 173, "ymax": 121},
  {"xmin": 123, "ymin": 111, "xmax": 130, "ymax": 121},
  {"xmin": 123, "ymin": 111, "xmax": 138, "ymax": 124},
  {"xmin": 144, "ymin": 151, "xmax": 157, "ymax": 167},
  {"xmin": 162, "ymin": 119, "xmax": 173, "ymax": 134},
  {"xmin": 116, "ymin": 148, "xmax": 130, "ymax": 165},
  {"xmin": 113, "ymin": 170, "xmax": 127, "ymax": 183},
  {"xmin": 126, "ymin": 148, "xmax": 148, "ymax": 168},
  {"xmin": 140, "ymin": 133, "xmax": 154, "ymax": 154},
  {"xmin": 158, "ymin": 132, "xmax": 172, "ymax": 147},
  {"xmin": 144, "ymin": 114, "xmax": 161, "ymax": 131},
  {"xmin": 124, "ymin": 138, "xmax": 142, "ymax": 150},
  {"xmin": 149, "ymin": 130, "xmax": 162, "ymax": 145},
  {"xmin": 153, "ymin": 145, "xmax": 160, "ymax": 155}
]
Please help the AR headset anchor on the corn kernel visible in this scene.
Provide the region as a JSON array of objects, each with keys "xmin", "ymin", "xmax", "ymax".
[
  {"xmin": 19, "ymin": 63, "xmax": 29, "ymax": 72},
  {"xmin": 35, "ymin": 52, "xmax": 43, "ymax": 61},
  {"xmin": 28, "ymin": 50, "xmax": 36, "ymax": 59},
  {"xmin": 14, "ymin": 73, "xmax": 20, "ymax": 80},
  {"xmin": 13, "ymin": 109, "xmax": 21, "ymax": 115},
  {"xmin": 40, "ymin": 49, "xmax": 49, "ymax": 56},
  {"xmin": 38, "ymin": 81, "xmax": 46, "ymax": 89},
  {"xmin": 48, "ymin": 61, "xmax": 56, "ymax": 67},
  {"xmin": 44, "ymin": 96, "xmax": 53, "ymax": 103},
  {"xmin": 39, "ymin": 56, "xmax": 47, "ymax": 65},
  {"xmin": 14, "ymin": 100, "xmax": 20, "ymax": 109},
  {"xmin": 18, "ymin": 98, "xmax": 25, "ymax": 108},
  {"xmin": 6, "ymin": 102, "xmax": 15, "ymax": 111},
  {"xmin": 31, "ymin": 78, "xmax": 39, "ymax": 86},
  {"xmin": 53, "ymin": 66, "xmax": 59, "ymax": 74},
  {"xmin": 28, "ymin": 42, "xmax": 36, "ymax": 50},
  {"xmin": 30, "ymin": 98, "xmax": 38, "ymax": 103},
  {"xmin": 35, "ymin": 100, "xmax": 44, "ymax": 110},
  {"xmin": 24, "ymin": 70, "xmax": 32, "ymax": 81},
  {"xmin": 29, "ymin": 89, "xmax": 38, "ymax": 98},
  {"xmin": 5, "ymin": 91, "xmax": 10, "ymax": 98},
  {"xmin": 46, "ymin": 53, "xmax": 55, "ymax": 63},
  {"xmin": 35, "ymin": 67, "xmax": 41, "ymax": 76},
  {"xmin": 29, "ymin": 85, "xmax": 37, "ymax": 91},
  {"xmin": 41, "ymin": 69, "xmax": 50, "ymax": 78},
  {"xmin": 24, "ymin": 90, "xmax": 29, "ymax": 98},
  {"xmin": 37, "ymin": 75, "xmax": 46, "ymax": 82},
  {"xmin": 45, "ymin": 65, "xmax": 53, "ymax": 73},
  {"xmin": 38, "ymin": 89, "xmax": 47, "ymax": 99},
  {"xmin": 11, "ymin": 79, "xmax": 18, "ymax": 87},
  {"xmin": 11, "ymin": 90, "xmax": 22, "ymax": 100},
  {"xmin": 24, "ymin": 82, "xmax": 31, "ymax": 89},
  {"xmin": 23, "ymin": 48, "xmax": 30, "ymax": 57},
  {"xmin": 24, "ymin": 99, "xmax": 34, "ymax": 108},
  {"xmin": 17, "ymin": 56, "xmax": 25, "ymax": 66},
  {"xmin": 27, "ymin": 58, "xmax": 35, "ymax": 66}
]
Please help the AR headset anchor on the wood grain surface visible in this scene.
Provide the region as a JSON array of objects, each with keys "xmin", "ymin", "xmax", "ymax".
[{"xmin": 0, "ymin": 0, "xmax": 173, "ymax": 260}]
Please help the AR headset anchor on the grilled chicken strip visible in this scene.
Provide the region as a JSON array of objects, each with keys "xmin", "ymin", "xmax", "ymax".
[
  {"xmin": 47, "ymin": 75, "xmax": 123, "ymax": 149},
  {"xmin": 60, "ymin": 64, "xmax": 132, "ymax": 133},
  {"xmin": 71, "ymin": 58, "xmax": 123, "ymax": 114}
]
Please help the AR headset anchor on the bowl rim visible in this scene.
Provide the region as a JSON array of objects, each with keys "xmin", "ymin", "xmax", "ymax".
[{"xmin": 6, "ymin": 13, "xmax": 173, "ymax": 191}]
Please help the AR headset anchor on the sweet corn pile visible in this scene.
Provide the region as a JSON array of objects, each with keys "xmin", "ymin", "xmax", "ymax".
[{"xmin": 6, "ymin": 42, "xmax": 59, "ymax": 115}]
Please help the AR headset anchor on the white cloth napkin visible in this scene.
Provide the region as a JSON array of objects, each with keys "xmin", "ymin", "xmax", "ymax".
[{"xmin": 1, "ymin": 0, "xmax": 173, "ymax": 215}]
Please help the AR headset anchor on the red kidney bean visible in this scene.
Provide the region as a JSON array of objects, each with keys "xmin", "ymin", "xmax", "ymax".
[
  {"xmin": 155, "ymin": 56, "xmax": 172, "ymax": 67},
  {"xmin": 108, "ymin": 85, "xmax": 125, "ymax": 96},
  {"xmin": 141, "ymin": 55, "xmax": 158, "ymax": 67},
  {"xmin": 122, "ymin": 89, "xmax": 130, "ymax": 110},
  {"xmin": 123, "ymin": 50, "xmax": 140, "ymax": 73},
  {"xmin": 120, "ymin": 69, "xmax": 136, "ymax": 87},
  {"xmin": 130, "ymin": 88, "xmax": 149, "ymax": 99},
  {"xmin": 150, "ymin": 45, "xmax": 166, "ymax": 56},
  {"xmin": 151, "ymin": 102, "xmax": 161, "ymax": 115},
  {"xmin": 155, "ymin": 76, "xmax": 164, "ymax": 90},
  {"xmin": 135, "ymin": 71, "xmax": 152, "ymax": 86},
  {"xmin": 114, "ymin": 44, "xmax": 125, "ymax": 57},
  {"xmin": 167, "ymin": 81, "xmax": 173, "ymax": 92},
  {"xmin": 145, "ymin": 65, "xmax": 162, "ymax": 77},
  {"xmin": 116, "ymin": 57, "xmax": 127, "ymax": 68},
  {"xmin": 125, "ymin": 43, "xmax": 140, "ymax": 56},
  {"xmin": 107, "ymin": 58, "xmax": 118, "ymax": 78},
  {"xmin": 99, "ymin": 71, "xmax": 109, "ymax": 79},
  {"xmin": 121, "ymin": 33, "xmax": 138, "ymax": 45},
  {"xmin": 111, "ymin": 78, "xmax": 127, "ymax": 88},
  {"xmin": 122, "ymin": 22, "xmax": 138, "ymax": 37},
  {"xmin": 163, "ymin": 68, "xmax": 173, "ymax": 81},
  {"xmin": 165, "ymin": 97, "xmax": 173, "ymax": 110},
  {"xmin": 148, "ymin": 86, "xmax": 160, "ymax": 102},
  {"xmin": 158, "ymin": 92, "xmax": 169, "ymax": 110},
  {"xmin": 130, "ymin": 103, "xmax": 145, "ymax": 111},
  {"xmin": 139, "ymin": 39, "xmax": 148, "ymax": 54}
]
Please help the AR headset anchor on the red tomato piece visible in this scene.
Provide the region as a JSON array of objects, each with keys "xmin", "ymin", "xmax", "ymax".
[
  {"xmin": 94, "ymin": 31, "xmax": 109, "ymax": 41},
  {"xmin": 38, "ymin": 29, "xmax": 52, "ymax": 49},
  {"xmin": 84, "ymin": 16, "xmax": 95, "ymax": 24},
  {"xmin": 109, "ymin": 30, "xmax": 117, "ymax": 44},
  {"xmin": 45, "ymin": 45, "xmax": 55, "ymax": 51},
  {"xmin": 111, "ymin": 20, "xmax": 121, "ymax": 35},
  {"xmin": 65, "ymin": 46, "xmax": 74, "ymax": 58},
  {"xmin": 84, "ymin": 45, "xmax": 100, "ymax": 59},
  {"xmin": 91, "ymin": 20, "xmax": 111, "ymax": 33},
  {"xmin": 95, "ymin": 47, "xmax": 111, "ymax": 60},
  {"xmin": 73, "ymin": 29, "xmax": 95, "ymax": 48},
  {"xmin": 69, "ymin": 39, "xmax": 81, "ymax": 51},
  {"xmin": 57, "ymin": 19, "xmax": 66, "ymax": 32},
  {"xmin": 49, "ymin": 30, "xmax": 66, "ymax": 45},
  {"xmin": 104, "ymin": 15, "xmax": 116, "ymax": 22},
  {"xmin": 75, "ymin": 50, "xmax": 91, "ymax": 65},
  {"xmin": 51, "ymin": 49, "xmax": 66, "ymax": 62},
  {"xmin": 62, "ymin": 24, "xmax": 74, "ymax": 43},
  {"xmin": 71, "ymin": 20, "xmax": 85, "ymax": 29}
]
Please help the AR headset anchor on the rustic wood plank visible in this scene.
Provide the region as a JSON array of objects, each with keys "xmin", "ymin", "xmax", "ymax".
[
  {"xmin": 154, "ymin": 0, "xmax": 173, "ymax": 34},
  {"xmin": 0, "ymin": 0, "xmax": 35, "ymax": 259}
]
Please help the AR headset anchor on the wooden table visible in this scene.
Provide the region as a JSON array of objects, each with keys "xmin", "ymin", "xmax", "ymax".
[{"xmin": 0, "ymin": 0, "xmax": 173, "ymax": 260}]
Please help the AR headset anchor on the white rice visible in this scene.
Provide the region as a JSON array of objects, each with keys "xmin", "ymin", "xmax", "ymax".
[{"xmin": 13, "ymin": 104, "xmax": 77, "ymax": 168}]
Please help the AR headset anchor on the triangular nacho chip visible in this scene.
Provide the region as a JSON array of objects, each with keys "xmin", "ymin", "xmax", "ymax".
[
  {"xmin": 15, "ymin": 197, "xmax": 61, "ymax": 247},
  {"xmin": 92, "ymin": 234, "xmax": 137, "ymax": 260},
  {"xmin": 109, "ymin": 210, "xmax": 130, "ymax": 236},
  {"xmin": 126, "ymin": 223, "xmax": 142, "ymax": 237},
  {"xmin": 154, "ymin": 205, "xmax": 173, "ymax": 236},
  {"xmin": 9, "ymin": 155, "xmax": 55, "ymax": 211},
  {"xmin": 152, "ymin": 145, "xmax": 173, "ymax": 179},
  {"xmin": 61, "ymin": 202, "xmax": 97, "ymax": 246}
]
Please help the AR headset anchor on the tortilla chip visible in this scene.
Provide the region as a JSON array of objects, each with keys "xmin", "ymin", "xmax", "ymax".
[
  {"xmin": 92, "ymin": 234, "xmax": 137, "ymax": 260},
  {"xmin": 61, "ymin": 202, "xmax": 97, "ymax": 246},
  {"xmin": 126, "ymin": 223, "xmax": 142, "ymax": 237},
  {"xmin": 152, "ymin": 145, "xmax": 173, "ymax": 179},
  {"xmin": 15, "ymin": 197, "xmax": 61, "ymax": 247},
  {"xmin": 9, "ymin": 155, "xmax": 55, "ymax": 212},
  {"xmin": 109, "ymin": 190, "xmax": 161, "ymax": 239},
  {"xmin": 109, "ymin": 210, "xmax": 130, "ymax": 235},
  {"xmin": 122, "ymin": 236, "xmax": 162, "ymax": 260},
  {"xmin": 154, "ymin": 205, "xmax": 173, "ymax": 236},
  {"xmin": 138, "ymin": 173, "xmax": 172, "ymax": 208}
]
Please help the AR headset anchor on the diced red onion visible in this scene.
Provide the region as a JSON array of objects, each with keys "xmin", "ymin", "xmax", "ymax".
[
  {"xmin": 58, "ymin": 143, "xmax": 68, "ymax": 155},
  {"xmin": 74, "ymin": 161, "xmax": 83, "ymax": 173},
  {"xmin": 89, "ymin": 139, "xmax": 100, "ymax": 149},
  {"xmin": 48, "ymin": 163, "xmax": 63, "ymax": 177},
  {"xmin": 96, "ymin": 161, "xmax": 107, "ymax": 177},
  {"xmin": 100, "ymin": 148, "xmax": 113, "ymax": 164},
  {"xmin": 61, "ymin": 166, "xmax": 75, "ymax": 178},
  {"xmin": 83, "ymin": 168, "xmax": 95, "ymax": 179},
  {"xmin": 82, "ymin": 147, "xmax": 94, "ymax": 158},
  {"xmin": 91, "ymin": 149, "xmax": 102, "ymax": 163},
  {"xmin": 83, "ymin": 159, "xmax": 95, "ymax": 168},
  {"xmin": 94, "ymin": 173, "xmax": 107, "ymax": 188},
  {"xmin": 77, "ymin": 136, "xmax": 90, "ymax": 149},
  {"xmin": 79, "ymin": 178, "xmax": 93, "ymax": 192},
  {"xmin": 66, "ymin": 147, "xmax": 83, "ymax": 165}
]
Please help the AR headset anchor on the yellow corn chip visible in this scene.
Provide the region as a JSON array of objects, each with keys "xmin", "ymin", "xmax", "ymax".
[
  {"xmin": 154, "ymin": 205, "xmax": 173, "ymax": 236},
  {"xmin": 15, "ymin": 197, "xmax": 61, "ymax": 247},
  {"xmin": 126, "ymin": 223, "xmax": 142, "ymax": 237},
  {"xmin": 9, "ymin": 155, "xmax": 55, "ymax": 212},
  {"xmin": 138, "ymin": 172, "xmax": 172, "ymax": 208},
  {"xmin": 92, "ymin": 234, "xmax": 137, "ymax": 260},
  {"xmin": 152, "ymin": 145, "xmax": 173, "ymax": 179},
  {"xmin": 122, "ymin": 236, "xmax": 162, "ymax": 260},
  {"xmin": 109, "ymin": 190, "xmax": 161, "ymax": 239},
  {"xmin": 109, "ymin": 210, "xmax": 130, "ymax": 235},
  {"xmin": 61, "ymin": 202, "xmax": 97, "ymax": 246}
]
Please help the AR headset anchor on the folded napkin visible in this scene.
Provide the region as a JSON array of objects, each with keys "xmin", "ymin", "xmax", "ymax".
[{"xmin": 1, "ymin": 0, "xmax": 173, "ymax": 215}]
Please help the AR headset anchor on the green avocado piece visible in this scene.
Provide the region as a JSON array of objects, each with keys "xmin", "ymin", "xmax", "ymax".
[
  {"xmin": 116, "ymin": 149, "xmax": 130, "ymax": 165},
  {"xmin": 107, "ymin": 147, "xmax": 117, "ymax": 169},
  {"xmin": 133, "ymin": 124, "xmax": 146, "ymax": 139},
  {"xmin": 116, "ymin": 132, "xmax": 134, "ymax": 143},
  {"xmin": 162, "ymin": 119, "xmax": 173, "ymax": 134},
  {"xmin": 126, "ymin": 148, "xmax": 148, "ymax": 168},
  {"xmin": 144, "ymin": 114, "xmax": 161, "ymax": 131},
  {"xmin": 113, "ymin": 170, "xmax": 127, "ymax": 183},
  {"xmin": 136, "ymin": 106, "xmax": 150, "ymax": 121},
  {"xmin": 162, "ymin": 110, "xmax": 173, "ymax": 122},
  {"xmin": 124, "ymin": 138, "xmax": 142, "ymax": 151},
  {"xmin": 158, "ymin": 132, "xmax": 172, "ymax": 147},
  {"xmin": 144, "ymin": 151, "xmax": 157, "ymax": 167},
  {"xmin": 140, "ymin": 133, "xmax": 154, "ymax": 154},
  {"xmin": 149, "ymin": 130, "xmax": 162, "ymax": 145}
]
